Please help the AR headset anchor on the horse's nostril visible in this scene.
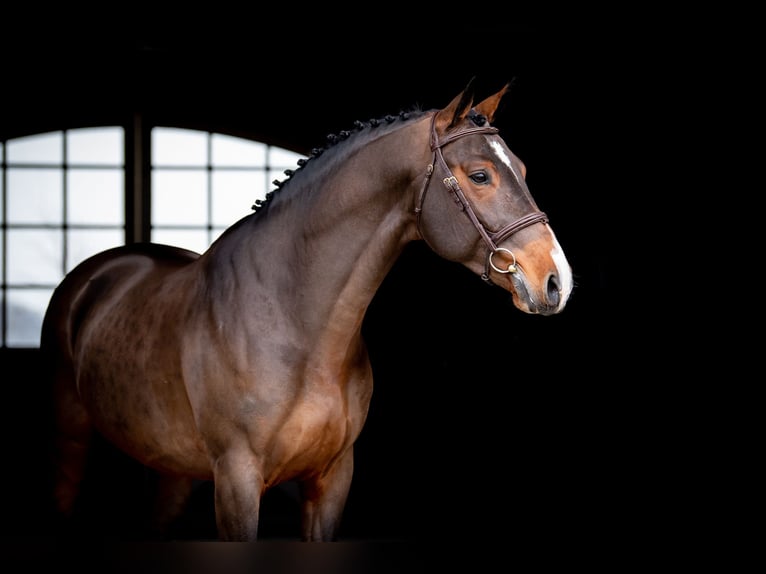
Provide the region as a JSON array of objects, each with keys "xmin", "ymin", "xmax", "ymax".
[{"xmin": 547, "ymin": 275, "xmax": 561, "ymax": 307}]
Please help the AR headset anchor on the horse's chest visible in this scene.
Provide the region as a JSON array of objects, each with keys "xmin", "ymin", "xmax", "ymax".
[{"xmin": 264, "ymin": 393, "xmax": 361, "ymax": 483}]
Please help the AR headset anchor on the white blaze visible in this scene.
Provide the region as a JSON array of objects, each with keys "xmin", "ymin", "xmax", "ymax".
[
  {"xmin": 490, "ymin": 137, "xmax": 573, "ymax": 311},
  {"xmin": 489, "ymin": 140, "xmax": 522, "ymax": 184},
  {"xmin": 549, "ymin": 232, "xmax": 573, "ymax": 310}
]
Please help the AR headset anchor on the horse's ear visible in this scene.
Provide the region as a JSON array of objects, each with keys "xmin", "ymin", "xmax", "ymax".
[
  {"xmin": 435, "ymin": 79, "xmax": 476, "ymax": 133},
  {"xmin": 474, "ymin": 83, "xmax": 510, "ymax": 123}
]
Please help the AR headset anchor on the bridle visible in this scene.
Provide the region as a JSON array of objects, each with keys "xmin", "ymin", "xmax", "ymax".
[{"xmin": 415, "ymin": 111, "xmax": 549, "ymax": 284}]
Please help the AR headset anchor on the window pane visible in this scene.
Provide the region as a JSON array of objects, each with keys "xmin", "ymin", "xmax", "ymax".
[
  {"xmin": 67, "ymin": 169, "xmax": 123, "ymax": 224},
  {"xmin": 67, "ymin": 229, "xmax": 123, "ymax": 272},
  {"xmin": 212, "ymin": 134, "xmax": 265, "ymax": 167},
  {"xmin": 6, "ymin": 288, "xmax": 52, "ymax": 347},
  {"xmin": 269, "ymin": 146, "xmax": 305, "ymax": 167},
  {"xmin": 67, "ymin": 127, "xmax": 124, "ymax": 165},
  {"xmin": 3, "ymin": 127, "xmax": 128, "ymax": 348},
  {"xmin": 7, "ymin": 168, "xmax": 62, "ymax": 224},
  {"xmin": 212, "ymin": 171, "xmax": 261, "ymax": 226},
  {"xmin": 152, "ymin": 169, "xmax": 207, "ymax": 225},
  {"xmin": 7, "ymin": 230, "xmax": 62, "ymax": 283},
  {"xmin": 153, "ymin": 128, "xmax": 208, "ymax": 166},
  {"xmin": 6, "ymin": 132, "xmax": 62, "ymax": 164},
  {"xmin": 151, "ymin": 229, "xmax": 208, "ymax": 254}
]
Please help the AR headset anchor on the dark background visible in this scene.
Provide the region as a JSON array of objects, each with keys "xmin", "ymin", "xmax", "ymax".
[{"xmin": 0, "ymin": 17, "xmax": 688, "ymax": 568}]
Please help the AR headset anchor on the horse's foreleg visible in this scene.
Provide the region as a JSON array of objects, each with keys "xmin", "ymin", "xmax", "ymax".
[
  {"xmin": 212, "ymin": 451, "xmax": 264, "ymax": 541},
  {"xmin": 299, "ymin": 447, "xmax": 354, "ymax": 541}
]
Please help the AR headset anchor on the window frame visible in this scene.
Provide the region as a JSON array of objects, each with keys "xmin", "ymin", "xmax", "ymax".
[{"xmin": 1, "ymin": 112, "xmax": 303, "ymax": 348}]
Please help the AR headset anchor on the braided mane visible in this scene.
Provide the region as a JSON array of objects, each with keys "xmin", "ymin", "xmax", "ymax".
[{"xmin": 251, "ymin": 107, "xmax": 428, "ymax": 213}]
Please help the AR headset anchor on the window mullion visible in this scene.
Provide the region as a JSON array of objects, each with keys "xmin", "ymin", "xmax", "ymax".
[{"xmin": 125, "ymin": 111, "xmax": 151, "ymax": 243}]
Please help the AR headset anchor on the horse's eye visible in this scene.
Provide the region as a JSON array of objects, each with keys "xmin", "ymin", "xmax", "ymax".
[{"xmin": 469, "ymin": 172, "xmax": 488, "ymax": 185}]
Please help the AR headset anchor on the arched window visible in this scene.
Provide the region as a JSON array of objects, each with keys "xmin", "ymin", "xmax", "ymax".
[{"xmin": 0, "ymin": 126, "xmax": 304, "ymax": 348}]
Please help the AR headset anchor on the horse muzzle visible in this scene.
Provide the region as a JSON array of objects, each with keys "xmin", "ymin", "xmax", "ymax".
[{"xmin": 505, "ymin": 266, "xmax": 570, "ymax": 316}]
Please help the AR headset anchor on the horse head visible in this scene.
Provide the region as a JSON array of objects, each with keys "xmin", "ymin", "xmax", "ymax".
[{"xmin": 416, "ymin": 82, "xmax": 573, "ymax": 315}]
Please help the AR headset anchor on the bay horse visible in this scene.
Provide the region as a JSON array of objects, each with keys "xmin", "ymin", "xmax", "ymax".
[{"xmin": 40, "ymin": 81, "xmax": 573, "ymax": 541}]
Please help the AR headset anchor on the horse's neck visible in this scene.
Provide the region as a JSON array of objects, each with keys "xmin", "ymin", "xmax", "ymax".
[{"xmin": 201, "ymin": 117, "xmax": 430, "ymax": 342}]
